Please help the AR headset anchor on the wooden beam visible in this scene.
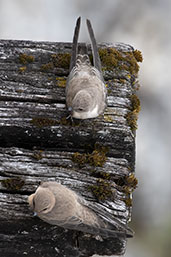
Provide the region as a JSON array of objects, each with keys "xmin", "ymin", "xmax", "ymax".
[{"xmin": 0, "ymin": 40, "xmax": 141, "ymax": 257}]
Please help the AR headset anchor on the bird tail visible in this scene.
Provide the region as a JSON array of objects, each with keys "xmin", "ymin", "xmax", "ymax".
[
  {"xmin": 86, "ymin": 19, "xmax": 102, "ymax": 74},
  {"xmin": 78, "ymin": 197, "xmax": 134, "ymax": 238},
  {"xmin": 96, "ymin": 217, "xmax": 134, "ymax": 238},
  {"xmin": 91, "ymin": 225, "xmax": 133, "ymax": 238},
  {"xmin": 77, "ymin": 43, "xmax": 88, "ymax": 55},
  {"xmin": 70, "ymin": 17, "xmax": 81, "ymax": 72},
  {"xmin": 76, "ymin": 43, "xmax": 90, "ymax": 65}
]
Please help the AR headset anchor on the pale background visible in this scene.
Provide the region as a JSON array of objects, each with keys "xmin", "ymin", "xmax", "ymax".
[{"xmin": 0, "ymin": 0, "xmax": 170, "ymax": 256}]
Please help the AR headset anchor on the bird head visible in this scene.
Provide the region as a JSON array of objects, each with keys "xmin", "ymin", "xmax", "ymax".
[{"xmin": 28, "ymin": 187, "xmax": 55, "ymax": 215}]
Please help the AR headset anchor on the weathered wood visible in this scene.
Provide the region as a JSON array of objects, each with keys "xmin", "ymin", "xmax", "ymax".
[{"xmin": 0, "ymin": 39, "xmax": 140, "ymax": 257}]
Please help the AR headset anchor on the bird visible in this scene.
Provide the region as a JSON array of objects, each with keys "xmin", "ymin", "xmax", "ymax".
[
  {"xmin": 65, "ymin": 17, "xmax": 107, "ymax": 119},
  {"xmin": 28, "ymin": 181, "xmax": 134, "ymax": 238}
]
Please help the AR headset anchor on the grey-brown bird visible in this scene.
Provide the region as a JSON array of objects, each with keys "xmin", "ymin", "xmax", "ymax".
[
  {"xmin": 66, "ymin": 17, "xmax": 107, "ymax": 119},
  {"xmin": 28, "ymin": 181, "xmax": 133, "ymax": 238}
]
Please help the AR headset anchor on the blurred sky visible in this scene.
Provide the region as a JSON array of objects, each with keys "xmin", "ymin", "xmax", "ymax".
[{"xmin": 0, "ymin": 0, "xmax": 171, "ymax": 256}]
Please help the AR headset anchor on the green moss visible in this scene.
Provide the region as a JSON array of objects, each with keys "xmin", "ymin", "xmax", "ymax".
[
  {"xmin": 32, "ymin": 150, "xmax": 43, "ymax": 160},
  {"xmin": 121, "ymin": 174, "xmax": 137, "ymax": 207},
  {"xmin": 51, "ymin": 53, "xmax": 71, "ymax": 69},
  {"xmin": 122, "ymin": 185, "xmax": 132, "ymax": 194},
  {"xmin": 72, "ymin": 152, "xmax": 87, "ymax": 165},
  {"xmin": 107, "ymin": 89, "xmax": 112, "ymax": 95},
  {"xmin": 133, "ymin": 50, "xmax": 143, "ymax": 62},
  {"xmin": 99, "ymin": 47, "xmax": 141, "ymax": 76},
  {"xmin": 123, "ymin": 197, "xmax": 132, "ymax": 207},
  {"xmin": 131, "ymin": 94, "xmax": 141, "ymax": 113},
  {"xmin": 40, "ymin": 53, "xmax": 70, "ymax": 73},
  {"xmin": 41, "ymin": 62, "xmax": 54, "ymax": 72},
  {"xmin": 126, "ymin": 111, "xmax": 138, "ymax": 131},
  {"xmin": 125, "ymin": 173, "xmax": 138, "ymax": 189},
  {"xmin": 72, "ymin": 145, "xmax": 108, "ymax": 167},
  {"xmin": 122, "ymin": 52, "xmax": 140, "ymax": 75},
  {"xmin": 132, "ymin": 80, "xmax": 141, "ymax": 91},
  {"xmin": 31, "ymin": 116, "xmax": 79, "ymax": 128},
  {"xmin": 30, "ymin": 117, "xmax": 58, "ymax": 128},
  {"xmin": 56, "ymin": 77, "xmax": 66, "ymax": 88},
  {"xmin": 19, "ymin": 53, "xmax": 35, "ymax": 64},
  {"xmin": 88, "ymin": 179, "xmax": 114, "ymax": 201},
  {"xmin": 88, "ymin": 149, "xmax": 107, "ymax": 166},
  {"xmin": 126, "ymin": 94, "xmax": 141, "ymax": 131},
  {"xmin": 121, "ymin": 173, "xmax": 138, "ymax": 195},
  {"xmin": 104, "ymin": 115, "xmax": 113, "ymax": 123},
  {"xmin": 59, "ymin": 117, "xmax": 70, "ymax": 126},
  {"xmin": 1, "ymin": 177, "xmax": 25, "ymax": 190},
  {"xmin": 112, "ymin": 172, "xmax": 138, "ymax": 196},
  {"xmin": 19, "ymin": 66, "xmax": 27, "ymax": 72},
  {"xmin": 91, "ymin": 170, "xmax": 111, "ymax": 180},
  {"xmin": 72, "ymin": 144, "xmax": 112, "ymax": 201},
  {"xmin": 99, "ymin": 48, "xmax": 121, "ymax": 70}
]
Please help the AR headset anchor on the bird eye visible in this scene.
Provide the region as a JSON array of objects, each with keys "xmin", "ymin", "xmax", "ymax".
[
  {"xmin": 78, "ymin": 108, "xmax": 83, "ymax": 111},
  {"xmin": 41, "ymin": 207, "xmax": 48, "ymax": 212}
]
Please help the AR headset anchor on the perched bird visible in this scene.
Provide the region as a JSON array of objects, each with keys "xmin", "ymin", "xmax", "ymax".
[
  {"xmin": 66, "ymin": 17, "xmax": 107, "ymax": 119},
  {"xmin": 28, "ymin": 181, "xmax": 133, "ymax": 238}
]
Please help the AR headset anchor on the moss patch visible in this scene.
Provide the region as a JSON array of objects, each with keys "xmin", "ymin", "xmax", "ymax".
[
  {"xmin": 88, "ymin": 179, "xmax": 114, "ymax": 201},
  {"xmin": 104, "ymin": 115, "xmax": 113, "ymax": 123},
  {"xmin": 30, "ymin": 117, "xmax": 58, "ymax": 128},
  {"xmin": 30, "ymin": 116, "xmax": 77, "ymax": 128},
  {"xmin": 19, "ymin": 53, "xmax": 35, "ymax": 64},
  {"xmin": 123, "ymin": 197, "xmax": 133, "ymax": 207},
  {"xmin": 1, "ymin": 177, "xmax": 25, "ymax": 190},
  {"xmin": 124, "ymin": 173, "xmax": 138, "ymax": 192},
  {"xmin": 121, "ymin": 173, "xmax": 138, "ymax": 207},
  {"xmin": 126, "ymin": 94, "xmax": 141, "ymax": 131},
  {"xmin": 72, "ymin": 145, "xmax": 111, "ymax": 201},
  {"xmin": 51, "ymin": 53, "xmax": 71, "ymax": 69},
  {"xmin": 32, "ymin": 150, "xmax": 43, "ymax": 160},
  {"xmin": 99, "ymin": 47, "xmax": 142, "ymax": 76},
  {"xmin": 59, "ymin": 117, "xmax": 71, "ymax": 126},
  {"xmin": 88, "ymin": 149, "xmax": 107, "ymax": 167},
  {"xmin": 90, "ymin": 170, "xmax": 111, "ymax": 180},
  {"xmin": 99, "ymin": 48, "xmax": 121, "ymax": 69},
  {"xmin": 133, "ymin": 50, "xmax": 143, "ymax": 62},
  {"xmin": 19, "ymin": 66, "xmax": 27, "ymax": 72},
  {"xmin": 72, "ymin": 152, "xmax": 87, "ymax": 165},
  {"xmin": 72, "ymin": 145, "xmax": 108, "ymax": 167},
  {"xmin": 40, "ymin": 53, "xmax": 71, "ymax": 73},
  {"xmin": 56, "ymin": 77, "xmax": 66, "ymax": 87},
  {"xmin": 41, "ymin": 62, "xmax": 54, "ymax": 72},
  {"xmin": 131, "ymin": 94, "xmax": 141, "ymax": 113}
]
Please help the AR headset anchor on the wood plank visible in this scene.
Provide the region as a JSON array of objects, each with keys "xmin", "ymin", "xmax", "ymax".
[{"xmin": 0, "ymin": 39, "xmax": 141, "ymax": 256}]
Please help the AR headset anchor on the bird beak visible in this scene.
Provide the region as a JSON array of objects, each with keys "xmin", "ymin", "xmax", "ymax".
[
  {"xmin": 66, "ymin": 106, "xmax": 73, "ymax": 121},
  {"xmin": 68, "ymin": 106, "xmax": 73, "ymax": 113}
]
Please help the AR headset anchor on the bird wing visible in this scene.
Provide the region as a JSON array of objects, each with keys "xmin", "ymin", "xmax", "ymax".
[
  {"xmin": 77, "ymin": 195, "xmax": 134, "ymax": 238},
  {"xmin": 62, "ymin": 215, "xmax": 129, "ymax": 238},
  {"xmin": 69, "ymin": 17, "xmax": 81, "ymax": 72},
  {"xmin": 86, "ymin": 19, "xmax": 103, "ymax": 76}
]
